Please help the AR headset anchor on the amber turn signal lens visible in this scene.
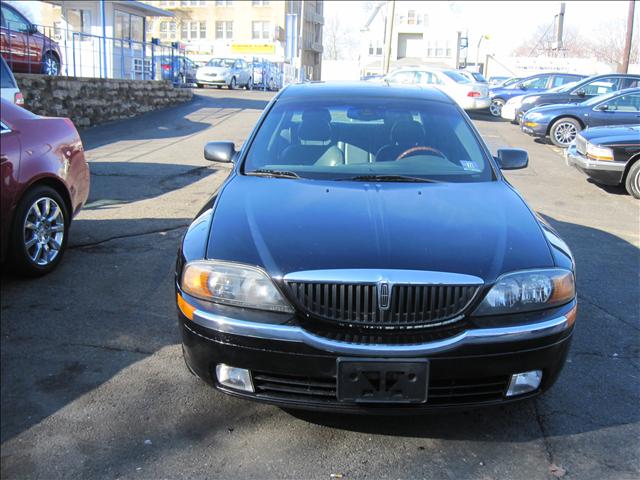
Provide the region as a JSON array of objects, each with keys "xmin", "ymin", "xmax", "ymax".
[
  {"xmin": 177, "ymin": 292, "xmax": 196, "ymax": 321},
  {"xmin": 550, "ymin": 272, "xmax": 575, "ymax": 304},
  {"xmin": 182, "ymin": 265, "xmax": 212, "ymax": 299},
  {"xmin": 565, "ymin": 304, "xmax": 577, "ymax": 327}
]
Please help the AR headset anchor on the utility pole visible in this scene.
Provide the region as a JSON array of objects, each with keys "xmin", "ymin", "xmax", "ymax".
[
  {"xmin": 553, "ymin": 3, "xmax": 565, "ymax": 57},
  {"xmin": 298, "ymin": 0, "xmax": 305, "ymax": 81},
  {"xmin": 621, "ymin": 0, "xmax": 636, "ymax": 73},
  {"xmin": 382, "ymin": 0, "xmax": 395, "ymax": 75}
]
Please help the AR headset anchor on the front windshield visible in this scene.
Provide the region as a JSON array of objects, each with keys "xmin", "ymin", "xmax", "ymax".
[
  {"xmin": 243, "ymin": 97, "xmax": 494, "ymax": 183},
  {"xmin": 549, "ymin": 81, "xmax": 578, "ymax": 93},
  {"xmin": 207, "ymin": 58, "xmax": 235, "ymax": 67},
  {"xmin": 500, "ymin": 77, "xmax": 521, "ymax": 87}
]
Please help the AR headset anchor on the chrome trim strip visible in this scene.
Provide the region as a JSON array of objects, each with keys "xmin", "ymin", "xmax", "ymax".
[
  {"xmin": 283, "ymin": 269, "xmax": 484, "ymax": 286},
  {"xmin": 191, "ymin": 309, "xmax": 570, "ymax": 356}
]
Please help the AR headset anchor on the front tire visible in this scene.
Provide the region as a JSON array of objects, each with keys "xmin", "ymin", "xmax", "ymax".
[
  {"xmin": 625, "ymin": 161, "xmax": 640, "ymax": 199},
  {"xmin": 229, "ymin": 77, "xmax": 237, "ymax": 90},
  {"xmin": 246, "ymin": 77, "xmax": 253, "ymax": 90},
  {"xmin": 10, "ymin": 186, "xmax": 69, "ymax": 277},
  {"xmin": 489, "ymin": 98, "xmax": 504, "ymax": 117},
  {"xmin": 550, "ymin": 117, "xmax": 581, "ymax": 148},
  {"xmin": 42, "ymin": 52, "xmax": 60, "ymax": 76}
]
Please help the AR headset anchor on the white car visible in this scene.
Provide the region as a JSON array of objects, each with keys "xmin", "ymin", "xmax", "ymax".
[
  {"xmin": 0, "ymin": 57, "xmax": 24, "ymax": 106},
  {"xmin": 196, "ymin": 58, "xmax": 253, "ymax": 90},
  {"xmin": 384, "ymin": 67, "xmax": 491, "ymax": 111},
  {"xmin": 500, "ymin": 94, "xmax": 527, "ymax": 122}
]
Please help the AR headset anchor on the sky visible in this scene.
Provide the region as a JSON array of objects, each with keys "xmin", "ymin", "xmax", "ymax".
[{"xmin": 325, "ymin": 0, "xmax": 636, "ymax": 59}]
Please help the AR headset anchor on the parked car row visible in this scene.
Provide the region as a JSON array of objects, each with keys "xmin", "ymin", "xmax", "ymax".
[{"xmin": 491, "ymin": 72, "xmax": 640, "ymax": 198}]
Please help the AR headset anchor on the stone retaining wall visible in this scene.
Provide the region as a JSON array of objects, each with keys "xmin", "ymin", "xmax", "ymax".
[{"xmin": 14, "ymin": 74, "xmax": 193, "ymax": 128}]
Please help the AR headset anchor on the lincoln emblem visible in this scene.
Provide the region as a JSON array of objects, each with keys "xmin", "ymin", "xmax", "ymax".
[{"xmin": 378, "ymin": 282, "xmax": 391, "ymax": 310}]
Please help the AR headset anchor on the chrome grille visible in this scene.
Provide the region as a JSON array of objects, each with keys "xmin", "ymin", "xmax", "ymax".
[
  {"xmin": 575, "ymin": 135, "xmax": 587, "ymax": 155},
  {"xmin": 286, "ymin": 282, "xmax": 479, "ymax": 328}
]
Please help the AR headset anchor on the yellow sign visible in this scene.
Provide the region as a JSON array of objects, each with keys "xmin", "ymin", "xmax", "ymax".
[{"xmin": 231, "ymin": 43, "xmax": 275, "ymax": 54}]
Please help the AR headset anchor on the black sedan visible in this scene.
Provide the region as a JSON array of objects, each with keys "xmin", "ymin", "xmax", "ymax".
[
  {"xmin": 567, "ymin": 125, "xmax": 640, "ymax": 198},
  {"xmin": 516, "ymin": 73, "xmax": 640, "ymax": 121},
  {"xmin": 175, "ymin": 82, "xmax": 577, "ymax": 413},
  {"xmin": 521, "ymin": 88, "xmax": 640, "ymax": 147}
]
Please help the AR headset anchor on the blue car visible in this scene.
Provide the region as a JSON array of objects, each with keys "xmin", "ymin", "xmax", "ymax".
[
  {"xmin": 489, "ymin": 72, "xmax": 586, "ymax": 117},
  {"xmin": 157, "ymin": 55, "xmax": 198, "ymax": 85},
  {"xmin": 521, "ymin": 88, "xmax": 640, "ymax": 147}
]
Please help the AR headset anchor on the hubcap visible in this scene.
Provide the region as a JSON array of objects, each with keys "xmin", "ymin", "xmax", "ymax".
[
  {"xmin": 554, "ymin": 122, "xmax": 577, "ymax": 145},
  {"xmin": 23, "ymin": 197, "xmax": 64, "ymax": 266},
  {"xmin": 44, "ymin": 57, "xmax": 58, "ymax": 75},
  {"xmin": 490, "ymin": 100, "xmax": 503, "ymax": 117}
]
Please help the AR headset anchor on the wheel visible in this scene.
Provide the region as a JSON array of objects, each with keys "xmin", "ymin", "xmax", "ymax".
[
  {"xmin": 9, "ymin": 185, "xmax": 69, "ymax": 276},
  {"xmin": 489, "ymin": 98, "xmax": 504, "ymax": 117},
  {"xmin": 624, "ymin": 161, "xmax": 640, "ymax": 199},
  {"xmin": 246, "ymin": 77, "xmax": 253, "ymax": 90},
  {"xmin": 229, "ymin": 77, "xmax": 237, "ymax": 90},
  {"xmin": 550, "ymin": 117, "xmax": 581, "ymax": 148},
  {"xmin": 42, "ymin": 52, "xmax": 60, "ymax": 76}
]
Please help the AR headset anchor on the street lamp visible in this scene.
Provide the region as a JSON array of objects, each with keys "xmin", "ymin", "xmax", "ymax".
[{"xmin": 475, "ymin": 34, "xmax": 490, "ymax": 72}]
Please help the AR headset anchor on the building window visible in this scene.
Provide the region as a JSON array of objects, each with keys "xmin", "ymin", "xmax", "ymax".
[
  {"xmin": 215, "ymin": 1, "xmax": 233, "ymax": 5},
  {"xmin": 160, "ymin": 1, "xmax": 177, "ymax": 6},
  {"xmin": 115, "ymin": 10, "xmax": 145, "ymax": 42},
  {"xmin": 252, "ymin": 21, "xmax": 271, "ymax": 40},
  {"xmin": 368, "ymin": 41, "xmax": 382, "ymax": 56},
  {"xmin": 215, "ymin": 21, "xmax": 233, "ymax": 39},
  {"xmin": 252, "ymin": 1, "xmax": 270, "ymax": 6},
  {"xmin": 159, "ymin": 21, "xmax": 177, "ymax": 40},
  {"xmin": 181, "ymin": 21, "xmax": 206, "ymax": 40},
  {"xmin": 407, "ymin": 10, "xmax": 416, "ymax": 25},
  {"xmin": 67, "ymin": 8, "xmax": 91, "ymax": 35},
  {"xmin": 445, "ymin": 41, "xmax": 451, "ymax": 57}
]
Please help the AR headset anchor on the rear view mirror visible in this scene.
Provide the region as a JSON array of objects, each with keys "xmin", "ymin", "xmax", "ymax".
[
  {"xmin": 495, "ymin": 148, "xmax": 528, "ymax": 170},
  {"xmin": 204, "ymin": 141, "xmax": 236, "ymax": 162},
  {"xmin": 574, "ymin": 88, "xmax": 586, "ymax": 97}
]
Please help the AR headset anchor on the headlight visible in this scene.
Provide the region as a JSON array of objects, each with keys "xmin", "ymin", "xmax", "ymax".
[
  {"xmin": 586, "ymin": 143, "xmax": 614, "ymax": 161},
  {"xmin": 181, "ymin": 260, "xmax": 293, "ymax": 313},
  {"xmin": 474, "ymin": 269, "xmax": 575, "ymax": 316},
  {"xmin": 525, "ymin": 111, "xmax": 543, "ymax": 120},
  {"xmin": 522, "ymin": 95, "xmax": 540, "ymax": 105}
]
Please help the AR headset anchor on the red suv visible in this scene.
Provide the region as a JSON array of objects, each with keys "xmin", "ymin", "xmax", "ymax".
[{"xmin": 0, "ymin": 3, "xmax": 62, "ymax": 75}]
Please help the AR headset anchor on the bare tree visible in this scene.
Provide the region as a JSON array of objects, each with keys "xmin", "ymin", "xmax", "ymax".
[{"xmin": 322, "ymin": 10, "xmax": 360, "ymax": 61}]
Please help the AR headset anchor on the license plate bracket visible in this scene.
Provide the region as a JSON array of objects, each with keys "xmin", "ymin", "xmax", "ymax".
[{"xmin": 337, "ymin": 358, "xmax": 428, "ymax": 404}]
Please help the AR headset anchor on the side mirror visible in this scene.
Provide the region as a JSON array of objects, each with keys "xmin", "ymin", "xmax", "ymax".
[
  {"xmin": 517, "ymin": 83, "xmax": 526, "ymax": 89},
  {"xmin": 495, "ymin": 148, "xmax": 528, "ymax": 170},
  {"xmin": 596, "ymin": 103, "xmax": 609, "ymax": 111},
  {"xmin": 27, "ymin": 24, "xmax": 39, "ymax": 34},
  {"xmin": 204, "ymin": 141, "xmax": 236, "ymax": 162},
  {"xmin": 574, "ymin": 88, "xmax": 586, "ymax": 97}
]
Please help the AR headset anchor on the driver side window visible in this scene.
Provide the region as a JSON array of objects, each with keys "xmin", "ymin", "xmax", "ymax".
[
  {"xmin": 521, "ymin": 76, "xmax": 548, "ymax": 89},
  {"xmin": 580, "ymin": 78, "xmax": 617, "ymax": 96},
  {"xmin": 388, "ymin": 71, "xmax": 416, "ymax": 84},
  {"xmin": 2, "ymin": 5, "xmax": 30, "ymax": 31},
  {"xmin": 602, "ymin": 93, "xmax": 640, "ymax": 112}
]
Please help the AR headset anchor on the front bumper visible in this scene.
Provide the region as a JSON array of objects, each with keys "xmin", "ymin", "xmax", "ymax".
[
  {"xmin": 521, "ymin": 121, "xmax": 548, "ymax": 138},
  {"xmin": 460, "ymin": 97, "xmax": 491, "ymax": 111},
  {"xmin": 179, "ymin": 296, "xmax": 576, "ymax": 413},
  {"xmin": 566, "ymin": 144, "xmax": 626, "ymax": 186},
  {"xmin": 500, "ymin": 103, "xmax": 518, "ymax": 121},
  {"xmin": 196, "ymin": 75, "xmax": 228, "ymax": 85}
]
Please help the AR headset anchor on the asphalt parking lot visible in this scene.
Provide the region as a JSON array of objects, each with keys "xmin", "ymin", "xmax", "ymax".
[{"xmin": 1, "ymin": 88, "xmax": 638, "ymax": 480}]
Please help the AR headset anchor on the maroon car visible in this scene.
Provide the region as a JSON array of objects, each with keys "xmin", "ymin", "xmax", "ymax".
[
  {"xmin": 0, "ymin": 3, "xmax": 62, "ymax": 75},
  {"xmin": 0, "ymin": 99, "xmax": 89, "ymax": 275}
]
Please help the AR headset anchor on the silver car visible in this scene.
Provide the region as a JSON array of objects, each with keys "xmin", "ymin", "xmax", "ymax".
[
  {"xmin": 196, "ymin": 58, "xmax": 253, "ymax": 90},
  {"xmin": 384, "ymin": 67, "xmax": 491, "ymax": 111},
  {"xmin": 0, "ymin": 57, "xmax": 24, "ymax": 106}
]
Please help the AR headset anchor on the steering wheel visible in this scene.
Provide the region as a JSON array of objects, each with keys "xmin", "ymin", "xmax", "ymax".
[{"xmin": 396, "ymin": 146, "xmax": 446, "ymax": 161}]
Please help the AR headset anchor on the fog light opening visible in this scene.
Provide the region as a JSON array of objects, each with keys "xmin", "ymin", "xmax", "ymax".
[
  {"xmin": 506, "ymin": 370, "xmax": 542, "ymax": 397},
  {"xmin": 215, "ymin": 364, "xmax": 254, "ymax": 393}
]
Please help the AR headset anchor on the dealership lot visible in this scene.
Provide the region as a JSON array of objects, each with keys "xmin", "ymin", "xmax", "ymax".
[{"xmin": 1, "ymin": 89, "xmax": 638, "ymax": 479}]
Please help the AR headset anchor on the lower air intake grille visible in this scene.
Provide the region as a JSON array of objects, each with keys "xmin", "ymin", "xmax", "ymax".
[{"xmin": 252, "ymin": 372, "xmax": 508, "ymax": 406}]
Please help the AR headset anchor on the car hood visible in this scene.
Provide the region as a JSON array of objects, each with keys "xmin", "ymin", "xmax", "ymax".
[
  {"xmin": 526, "ymin": 103, "xmax": 587, "ymax": 117},
  {"xmin": 206, "ymin": 176, "xmax": 554, "ymax": 283},
  {"xmin": 579, "ymin": 124, "xmax": 640, "ymax": 145}
]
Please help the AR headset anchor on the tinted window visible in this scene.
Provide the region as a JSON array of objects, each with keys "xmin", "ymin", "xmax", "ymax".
[
  {"xmin": 0, "ymin": 59, "xmax": 16, "ymax": 88},
  {"xmin": 551, "ymin": 75, "xmax": 579, "ymax": 88},
  {"xmin": 521, "ymin": 76, "xmax": 549, "ymax": 89},
  {"xmin": 416, "ymin": 71, "xmax": 435, "ymax": 84},
  {"xmin": 602, "ymin": 93, "xmax": 640, "ymax": 112},
  {"xmin": 580, "ymin": 77, "xmax": 619, "ymax": 95},
  {"xmin": 243, "ymin": 97, "xmax": 494, "ymax": 183},
  {"xmin": 1, "ymin": 5, "xmax": 29, "ymax": 31},
  {"xmin": 387, "ymin": 71, "xmax": 416, "ymax": 84},
  {"xmin": 207, "ymin": 58, "xmax": 235, "ymax": 67},
  {"xmin": 443, "ymin": 71, "xmax": 470, "ymax": 83},
  {"xmin": 621, "ymin": 77, "xmax": 640, "ymax": 89}
]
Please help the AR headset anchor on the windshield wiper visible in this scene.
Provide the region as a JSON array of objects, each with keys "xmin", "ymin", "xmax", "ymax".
[
  {"xmin": 337, "ymin": 174, "xmax": 442, "ymax": 183},
  {"xmin": 246, "ymin": 169, "xmax": 300, "ymax": 179}
]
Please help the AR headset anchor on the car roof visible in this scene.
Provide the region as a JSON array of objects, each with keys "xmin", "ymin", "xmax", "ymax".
[{"xmin": 279, "ymin": 82, "xmax": 453, "ymax": 103}]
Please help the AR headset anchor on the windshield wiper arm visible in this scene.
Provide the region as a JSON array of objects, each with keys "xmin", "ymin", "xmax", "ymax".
[
  {"xmin": 246, "ymin": 169, "xmax": 300, "ymax": 179},
  {"xmin": 337, "ymin": 174, "xmax": 442, "ymax": 183}
]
